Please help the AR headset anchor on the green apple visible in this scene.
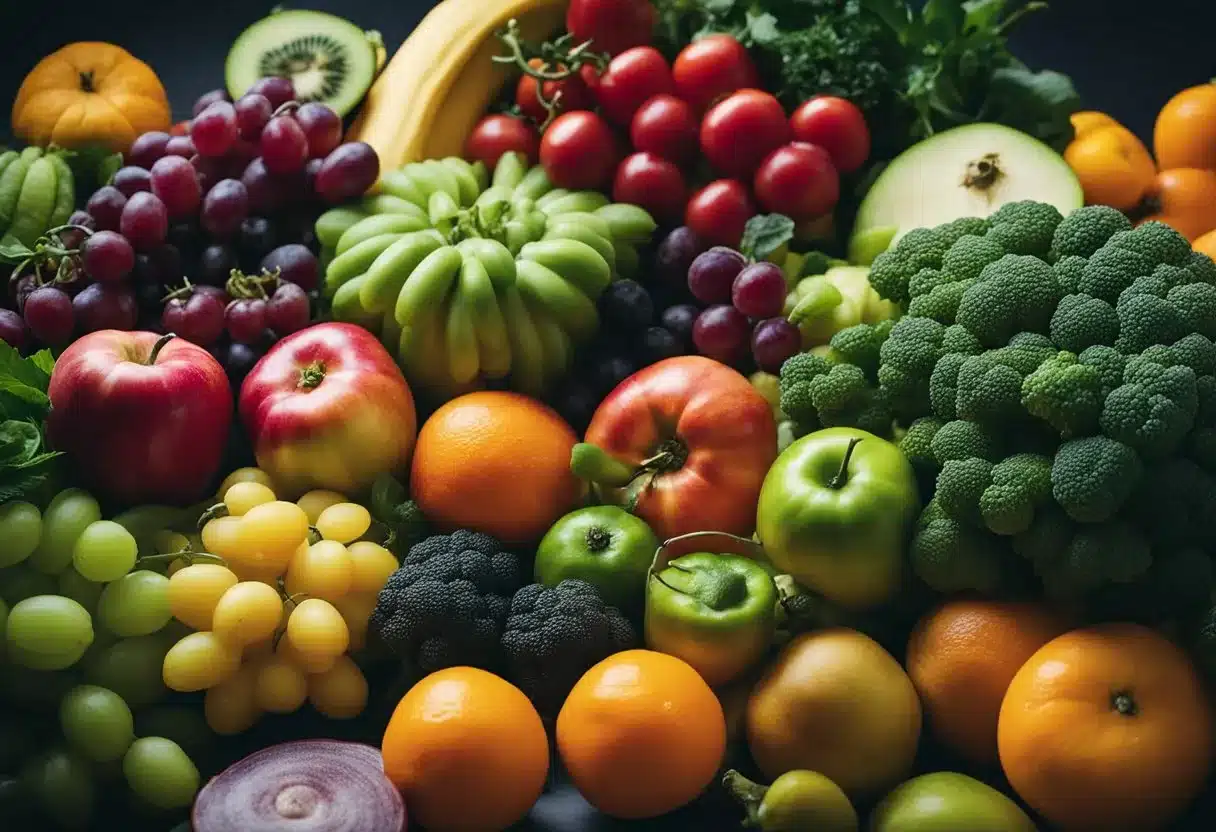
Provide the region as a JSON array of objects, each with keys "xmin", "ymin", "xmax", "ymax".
[{"xmin": 870, "ymin": 772, "xmax": 1037, "ymax": 832}]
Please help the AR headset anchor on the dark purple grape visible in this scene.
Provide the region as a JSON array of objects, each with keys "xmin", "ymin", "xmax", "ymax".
[
  {"xmin": 128, "ymin": 132, "xmax": 172, "ymax": 169},
  {"xmin": 119, "ymin": 192, "xmax": 169, "ymax": 250},
  {"xmin": 166, "ymin": 222, "xmax": 201, "ymax": 258},
  {"xmin": 266, "ymin": 282, "xmax": 310, "ymax": 335},
  {"xmin": 73, "ymin": 283, "xmax": 137, "ymax": 333},
  {"xmin": 87, "ymin": 187, "xmax": 128, "ymax": 232},
  {"xmin": 224, "ymin": 341, "xmax": 262, "ymax": 385},
  {"xmin": 260, "ymin": 244, "xmax": 319, "ymax": 292},
  {"xmin": 82, "ymin": 230, "xmax": 135, "ymax": 283},
  {"xmin": 0, "ymin": 308, "xmax": 27, "ymax": 350},
  {"xmin": 227, "ymin": 140, "xmax": 260, "ymax": 176},
  {"xmin": 593, "ymin": 354, "xmax": 637, "ymax": 395},
  {"xmin": 163, "ymin": 290, "xmax": 226, "ymax": 347},
  {"xmin": 200, "ymin": 179, "xmax": 249, "ymax": 239},
  {"xmin": 146, "ymin": 244, "xmax": 183, "ymax": 285},
  {"xmin": 751, "ymin": 318, "xmax": 802, "ymax": 373},
  {"xmin": 660, "ymin": 304, "xmax": 698, "ymax": 345},
  {"xmin": 164, "ymin": 136, "xmax": 196, "ymax": 159},
  {"xmin": 190, "ymin": 155, "xmax": 225, "ymax": 195},
  {"xmin": 692, "ymin": 304, "xmax": 750, "ymax": 365},
  {"xmin": 238, "ymin": 157, "xmax": 283, "ymax": 215},
  {"xmin": 23, "ymin": 287, "xmax": 74, "ymax": 346},
  {"xmin": 225, "ymin": 298, "xmax": 268, "ymax": 344},
  {"xmin": 234, "ymin": 93, "xmax": 273, "ymax": 141},
  {"xmin": 247, "ymin": 77, "xmax": 296, "ymax": 109},
  {"xmin": 150, "ymin": 155, "xmax": 202, "ymax": 219},
  {"xmin": 113, "ymin": 166, "xmax": 153, "ymax": 197},
  {"xmin": 59, "ymin": 211, "xmax": 95, "ymax": 249},
  {"xmin": 191, "ymin": 101, "xmax": 238, "ymax": 158},
  {"xmin": 12, "ymin": 275, "xmax": 38, "ymax": 312},
  {"xmin": 135, "ymin": 280, "xmax": 164, "ymax": 313},
  {"xmin": 654, "ymin": 227, "xmax": 708, "ymax": 289},
  {"xmin": 638, "ymin": 326, "xmax": 683, "ymax": 365},
  {"xmin": 313, "ymin": 142, "xmax": 380, "ymax": 204},
  {"xmin": 198, "ymin": 244, "xmax": 237, "ymax": 285},
  {"xmin": 192, "ymin": 88, "xmax": 231, "ymax": 117},
  {"xmin": 688, "ymin": 247, "xmax": 747, "ymax": 305},
  {"xmin": 295, "ymin": 103, "xmax": 343, "ymax": 159},
  {"xmin": 553, "ymin": 381, "xmax": 599, "ymax": 433},
  {"xmin": 303, "ymin": 157, "xmax": 324, "ymax": 195},
  {"xmin": 238, "ymin": 217, "xmax": 277, "ymax": 262},
  {"xmin": 732, "ymin": 262, "xmax": 788, "ymax": 319},
  {"xmin": 598, "ymin": 279, "xmax": 654, "ymax": 332},
  {"xmin": 260, "ymin": 116, "xmax": 309, "ymax": 175}
]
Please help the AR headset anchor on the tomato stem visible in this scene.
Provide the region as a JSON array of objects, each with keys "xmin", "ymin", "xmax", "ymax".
[
  {"xmin": 1111, "ymin": 690, "xmax": 1139, "ymax": 717},
  {"xmin": 829, "ymin": 436, "xmax": 863, "ymax": 489},
  {"xmin": 493, "ymin": 18, "xmax": 609, "ymax": 83},
  {"xmin": 722, "ymin": 770, "xmax": 767, "ymax": 826},
  {"xmin": 147, "ymin": 332, "xmax": 175, "ymax": 365}
]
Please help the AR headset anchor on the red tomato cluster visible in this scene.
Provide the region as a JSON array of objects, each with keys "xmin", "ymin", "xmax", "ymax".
[{"xmin": 465, "ymin": 30, "xmax": 871, "ymax": 248}]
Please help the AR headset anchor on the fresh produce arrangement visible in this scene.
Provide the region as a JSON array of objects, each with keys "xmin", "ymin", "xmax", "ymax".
[{"xmin": 5, "ymin": 2, "xmax": 1216, "ymax": 831}]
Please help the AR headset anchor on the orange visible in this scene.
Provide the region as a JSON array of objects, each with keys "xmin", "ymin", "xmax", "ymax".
[
  {"xmin": 1141, "ymin": 168, "xmax": 1216, "ymax": 241},
  {"xmin": 905, "ymin": 599, "xmax": 1068, "ymax": 767},
  {"xmin": 410, "ymin": 391, "xmax": 583, "ymax": 545},
  {"xmin": 556, "ymin": 649, "xmax": 726, "ymax": 820},
  {"xmin": 1194, "ymin": 227, "xmax": 1216, "ymax": 261},
  {"xmin": 1064, "ymin": 124, "xmax": 1156, "ymax": 211},
  {"xmin": 1070, "ymin": 110, "xmax": 1121, "ymax": 141},
  {"xmin": 1154, "ymin": 83, "xmax": 1216, "ymax": 171},
  {"xmin": 998, "ymin": 623, "xmax": 1214, "ymax": 831},
  {"xmin": 381, "ymin": 667, "xmax": 549, "ymax": 832}
]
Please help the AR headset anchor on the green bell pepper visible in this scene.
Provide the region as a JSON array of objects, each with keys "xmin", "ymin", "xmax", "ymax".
[
  {"xmin": 535, "ymin": 506, "xmax": 659, "ymax": 613},
  {"xmin": 645, "ymin": 550, "xmax": 777, "ymax": 687}
]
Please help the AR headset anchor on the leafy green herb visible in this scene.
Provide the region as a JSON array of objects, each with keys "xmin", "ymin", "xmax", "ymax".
[
  {"xmin": 0, "ymin": 342, "xmax": 60, "ymax": 502},
  {"xmin": 740, "ymin": 214, "xmax": 796, "ymax": 261}
]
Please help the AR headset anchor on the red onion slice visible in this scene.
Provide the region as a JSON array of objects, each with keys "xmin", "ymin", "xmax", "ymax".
[{"xmin": 192, "ymin": 739, "xmax": 406, "ymax": 832}]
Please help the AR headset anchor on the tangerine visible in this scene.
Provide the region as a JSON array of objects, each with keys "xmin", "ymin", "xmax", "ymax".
[{"xmin": 1154, "ymin": 83, "xmax": 1216, "ymax": 171}]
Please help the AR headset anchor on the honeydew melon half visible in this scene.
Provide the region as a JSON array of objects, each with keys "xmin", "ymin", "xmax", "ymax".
[{"xmin": 849, "ymin": 123, "xmax": 1083, "ymax": 265}]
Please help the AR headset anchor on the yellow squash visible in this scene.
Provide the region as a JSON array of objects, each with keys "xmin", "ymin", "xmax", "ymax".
[{"xmin": 347, "ymin": 0, "xmax": 567, "ymax": 171}]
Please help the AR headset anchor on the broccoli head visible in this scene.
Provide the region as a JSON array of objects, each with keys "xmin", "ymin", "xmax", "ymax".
[
  {"xmin": 868, "ymin": 227, "xmax": 953, "ymax": 305},
  {"xmin": 369, "ymin": 530, "xmax": 522, "ymax": 673},
  {"xmin": 779, "ymin": 351, "xmax": 834, "ymax": 434},
  {"xmin": 899, "ymin": 416, "xmax": 945, "ymax": 481},
  {"xmin": 954, "ymin": 344, "xmax": 1052, "ymax": 424},
  {"xmin": 1050, "ymin": 204, "xmax": 1132, "ymax": 260},
  {"xmin": 1049, "ymin": 293, "xmax": 1119, "ymax": 353},
  {"xmin": 908, "ymin": 279, "xmax": 972, "ymax": 324},
  {"xmin": 1053, "ymin": 255, "xmax": 1088, "ymax": 294},
  {"xmin": 941, "ymin": 234, "xmax": 1007, "ymax": 282},
  {"xmin": 984, "ymin": 200, "xmax": 1063, "ymax": 258},
  {"xmin": 956, "ymin": 254, "xmax": 1062, "ymax": 347},
  {"xmin": 501, "ymin": 580, "xmax": 636, "ymax": 716},
  {"xmin": 1107, "ymin": 221, "xmax": 1193, "ymax": 268},
  {"xmin": 1100, "ymin": 356, "xmax": 1198, "ymax": 460},
  {"xmin": 1077, "ymin": 244, "xmax": 1155, "ymax": 304},
  {"xmin": 1043, "ymin": 521, "xmax": 1152, "ymax": 597},
  {"xmin": 1188, "ymin": 250, "xmax": 1216, "ymax": 284},
  {"xmin": 979, "ymin": 453, "xmax": 1054, "ymax": 536},
  {"xmin": 878, "ymin": 316, "xmax": 948, "ymax": 417},
  {"xmin": 911, "ymin": 501, "xmax": 1010, "ymax": 593},
  {"xmin": 930, "ymin": 419, "xmax": 1001, "ymax": 464},
  {"xmin": 1021, "ymin": 351, "xmax": 1103, "ymax": 437},
  {"xmin": 827, "ymin": 320, "xmax": 893, "ymax": 380},
  {"xmin": 1051, "ymin": 436, "xmax": 1143, "ymax": 523}
]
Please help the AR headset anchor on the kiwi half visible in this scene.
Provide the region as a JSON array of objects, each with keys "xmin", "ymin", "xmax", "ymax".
[{"xmin": 225, "ymin": 9, "xmax": 378, "ymax": 119}]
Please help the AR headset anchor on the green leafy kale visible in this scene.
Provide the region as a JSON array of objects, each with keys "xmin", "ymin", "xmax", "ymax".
[{"xmin": 0, "ymin": 343, "xmax": 60, "ymax": 502}]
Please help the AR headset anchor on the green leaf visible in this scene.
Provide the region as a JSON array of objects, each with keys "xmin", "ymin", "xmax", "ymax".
[
  {"xmin": 0, "ymin": 420, "xmax": 42, "ymax": 466},
  {"xmin": 922, "ymin": 0, "xmax": 966, "ymax": 39},
  {"xmin": 861, "ymin": 0, "xmax": 916, "ymax": 41},
  {"xmin": 97, "ymin": 152, "xmax": 123, "ymax": 186},
  {"xmin": 0, "ymin": 239, "xmax": 34, "ymax": 264},
  {"xmin": 985, "ymin": 66, "xmax": 1081, "ymax": 152},
  {"xmin": 745, "ymin": 11, "xmax": 782, "ymax": 45},
  {"xmin": 962, "ymin": 0, "xmax": 1009, "ymax": 31},
  {"xmin": 740, "ymin": 214, "xmax": 796, "ymax": 261},
  {"xmin": 29, "ymin": 349, "xmax": 55, "ymax": 377}
]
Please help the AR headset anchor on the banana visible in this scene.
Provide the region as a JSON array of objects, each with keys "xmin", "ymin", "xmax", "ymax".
[
  {"xmin": 500, "ymin": 285, "xmax": 546, "ymax": 397},
  {"xmin": 378, "ymin": 170, "xmax": 429, "ymax": 208},
  {"xmin": 325, "ymin": 233, "xmax": 407, "ymax": 293},
  {"xmin": 331, "ymin": 273, "xmax": 382, "ymax": 330},
  {"xmin": 595, "ymin": 203, "xmax": 658, "ymax": 244},
  {"xmin": 456, "ymin": 237, "xmax": 516, "ymax": 292},
  {"xmin": 523, "ymin": 210, "xmax": 548, "ymax": 240},
  {"xmin": 515, "ymin": 259, "xmax": 600, "ymax": 343},
  {"xmin": 361, "ymin": 194, "xmax": 428, "ymax": 220},
  {"xmin": 525, "ymin": 298, "xmax": 573, "ymax": 382},
  {"xmin": 511, "ymin": 196, "xmax": 537, "ymax": 218},
  {"xmin": 458, "ymin": 251, "xmax": 512, "ymax": 379},
  {"xmin": 0, "ymin": 151, "xmax": 19, "ymax": 185},
  {"xmin": 491, "ymin": 152, "xmax": 528, "ymax": 190},
  {"xmin": 503, "ymin": 219, "xmax": 535, "ymax": 255},
  {"xmin": 402, "ymin": 161, "xmax": 460, "ymax": 205},
  {"xmin": 534, "ymin": 188, "xmax": 571, "ymax": 211},
  {"xmin": 518, "ymin": 238, "xmax": 613, "ymax": 300},
  {"xmin": 514, "ymin": 164, "xmax": 554, "ymax": 202},
  {"xmin": 428, "ymin": 189, "xmax": 462, "ymax": 227},
  {"xmin": 542, "ymin": 224, "xmax": 617, "ymax": 274},
  {"xmin": 438, "ymin": 157, "xmax": 481, "ymax": 207},
  {"xmin": 539, "ymin": 191, "xmax": 610, "ymax": 217},
  {"xmin": 394, "ymin": 244, "xmax": 464, "ymax": 326},
  {"xmin": 46, "ymin": 152, "xmax": 75, "ymax": 230},
  {"xmin": 381, "ymin": 306, "xmax": 404, "ymax": 357},
  {"xmin": 361, "ymin": 230, "xmax": 448, "ymax": 314},
  {"xmin": 445, "ymin": 275, "xmax": 481, "ymax": 385},
  {"xmin": 316, "ymin": 206, "xmax": 370, "ymax": 249},
  {"xmin": 544, "ymin": 211, "xmax": 613, "ymax": 241},
  {"xmin": 471, "ymin": 160, "xmax": 489, "ymax": 192},
  {"xmin": 337, "ymin": 213, "xmax": 429, "ymax": 255},
  {"xmin": 398, "ymin": 297, "xmax": 452, "ymax": 392},
  {"xmin": 474, "ymin": 186, "xmax": 514, "ymax": 209}
]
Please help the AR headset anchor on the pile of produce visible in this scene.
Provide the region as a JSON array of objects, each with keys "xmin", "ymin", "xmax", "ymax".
[{"xmin": 6, "ymin": 2, "xmax": 1216, "ymax": 832}]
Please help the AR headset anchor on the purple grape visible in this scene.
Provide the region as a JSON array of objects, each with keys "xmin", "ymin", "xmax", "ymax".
[
  {"xmin": 163, "ymin": 290, "xmax": 226, "ymax": 347},
  {"xmin": 260, "ymin": 116, "xmax": 309, "ymax": 175},
  {"xmin": 247, "ymin": 77, "xmax": 296, "ymax": 110},
  {"xmin": 200, "ymin": 179, "xmax": 249, "ymax": 239},
  {"xmin": 238, "ymin": 217, "xmax": 277, "ymax": 262},
  {"xmin": 692, "ymin": 304, "xmax": 750, "ymax": 365},
  {"xmin": 192, "ymin": 88, "xmax": 231, "ymax": 117},
  {"xmin": 598, "ymin": 279, "xmax": 653, "ymax": 332},
  {"xmin": 82, "ymin": 230, "xmax": 135, "ymax": 283},
  {"xmin": 112, "ymin": 166, "xmax": 152, "ymax": 198},
  {"xmin": 732, "ymin": 261, "xmax": 788, "ymax": 319},
  {"xmin": 150, "ymin": 156, "xmax": 202, "ymax": 219},
  {"xmin": 24, "ymin": 287, "xmax": 74, "ymax": 346},
  {"xmin": 59, "ymin": 211, "xmax": 95, "ymax": 250},
  {"xmin": 593, "ymin": 354, "xmax": 637, "ymax": 395},
  {"xmin": 73, "ymin": 283, "xmax": 137, "ymax": 333},
  {"xmin": 295, "ymin": 103, "xmax": 343, "ymax": 159},
  {"xmin": 119, "ymin": 192, "xmax": 169, "ymax": 250},
  {"xmin": 260, "ymin": 244, "xmax": 319, "ymax": 292},
  {"xmin": 223, "ymin": 341, "xmax": 262, "ymax": 385},
  {"xmin": 86, "ymin": 187, "xmax": 127, "ymax": 232},
  {"xmin": 313, "ymin": 142, "xmax": 380, "ymax": 204},
  {"xmin": 638, "ymin": 326, "xmax": 683, "ymax": 365},
  {"xmin": 751, "ymin": 317, "xmax": 802, "ymax": 373},
  {"xmin": 266, "ymin": 282, "xmax": 310, "ymax": 335},
  {"xmin": 0, "ymin": 308, "xmax": 27, "ymax": 350},
  {"xmin": 164, "ymin": 136, "xmax": 196, "ymax": 159},
  {"xmin": 654, "ymin": 227, "xmax": 708, "ymax": 289},
  {"xmin": 192, "ymin": 101, "xmax": 239, "ymax": 158},
  {"xmin": 225, "ymin": 298, "xmax": 267, "ymax": 344},
  {"xmin": 198, "ymin": 244, "xmax": 237, "ymax": 285},
  {"xmin": 127, "ymin": 132, "xmax": 172, "ymax": 169},
  {"xmin": 660, "ymin": 304, "xmax": 699, "ymax": 345},
  {"xmin": 688, "ymin": 247, "xmax": 747, "ymax": 305},
  {"xmin": 234, "ymin": 93, "xmax": 273, "ymax": 140}
]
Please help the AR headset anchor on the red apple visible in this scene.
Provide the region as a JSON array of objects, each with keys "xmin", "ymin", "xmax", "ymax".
[
  {"xmin": 47, "ymin": 330, "xmax": 233, "ymax": 506},
  {"xmin": 239, "ymin": 322, "xmax": 417, "ymax": 498}
]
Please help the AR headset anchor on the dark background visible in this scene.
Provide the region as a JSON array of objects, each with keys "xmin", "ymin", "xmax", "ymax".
[{"xmin": 1, "ymin": 1, "xmax": 1216, "ymax": 830}]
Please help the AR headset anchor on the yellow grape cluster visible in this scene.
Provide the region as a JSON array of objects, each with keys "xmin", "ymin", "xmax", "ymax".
[{"xmin": 159, "ymin": 468, "xmax": 400, "ymax": 735}]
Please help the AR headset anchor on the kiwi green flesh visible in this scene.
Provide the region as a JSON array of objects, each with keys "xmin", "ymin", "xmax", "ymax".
[{"xmin": 225, "ymin": 9, "xmax": 377, "ymax": 119}]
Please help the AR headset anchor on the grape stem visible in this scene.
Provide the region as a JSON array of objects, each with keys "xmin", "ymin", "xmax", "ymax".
[
  {"xmin": 6, "ymin": 223, "xmax": 93, "ymax": 288},
  {"xmin": 162, "ymin": 277, "xmax": 199, "ymax": 303},
  {"xmin": 225, "ymin": 267, "xmax": 281, "ymax": 300},
  {"xmin": 135, "ymin": 549, "xmax": 226, "ymax": 569},
  {"xmin": 147, "ymin": 332, "xmax": 175, "ymax": 365},
  {"xmin": 197, "ymin": 502, "xmax": 230, "ymax": 531},
  {"xmin": 272, "ymin": 101, "xmax": 301, "ymax": 119}
]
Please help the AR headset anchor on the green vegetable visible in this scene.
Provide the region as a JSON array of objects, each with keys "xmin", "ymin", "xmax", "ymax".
[
  {"xmin": 534, "ymin": 506, "xmax": 659, "ymax": 613},
  {"xmin": 645, "ymin": 550, "xmax": 777, "ymax": 687},
  {"xmin": 0, "ymin": 343, "xmax": 59, "ymax": 503},
  {"xmin": 785, "ymin": 200, "xmax": 1216, "ymax": 614}
]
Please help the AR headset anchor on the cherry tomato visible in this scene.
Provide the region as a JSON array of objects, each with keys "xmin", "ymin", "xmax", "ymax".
[
  {"xmin": 630, "ymin": 94, "xmax": 698, "ymax": 165},
  {"xmin": 465, "ymin": 114, "xmax": 540, "ymax": 168},
  {"xmin": 753, "ymin": 142, "xmax": 840, "ymax": 221},
  {"xmin": 595, "ymin": 47, "xmax": 675, "ymax": 127},
  {"xmin": 685, "ymin": 179, "xmax": 755, "ymax": 248},
  {"xmin": 567, "ymin": 0, "xmax": 656, "ymax": 57},
  {"xmin": 700, "ymin": 89, "xmax": 791, "ymax": 179},
  {"xmin": 540, "ymin": 110, "xmax": 619, "ymax": 190},
  {"xmin": 516, "ymin": 59, "xmax": 595, "ymax": 123},
  {"xmin": 672, "ymin": 34, "xmax": 760, "ymax": 112},
  {"xmin": 789, "ymin": 96, "xmax": 871, "ymax": 174},
  {"xmin": 612, "ymin": 152, "xmax": 687, "ymax": 226}
]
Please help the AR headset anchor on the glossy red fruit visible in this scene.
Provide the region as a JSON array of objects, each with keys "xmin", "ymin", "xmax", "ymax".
[
  {"xmin": 789, "ymin": 96, "xmax": 871, "ymax": 175},
  {"xmin": 753, "ymin": 142, "xmax": 840, "ymax": 221},
  {"xmin": 612, "ymin": 153, "xmax": 687, "ymax": 227},
  {"xmin": 595, "ymin": 47, "xmax": 675, "ymax": 127},
  {"xmin": 465, "ymin": 114, "xmax": 539, "ymax": 168},
  {"xmin": 685, "ymin": 180, "xmax": 755, "ymax": 248},
  {"xmin": 566, "ymin": 0, "xmax": 656, "ymax": 57},
  {"xmin": 672, "ymin": 35, "xmax": 760, "ymax": 112},
  {"xmin": 699, "ymin": 90, "xmax": 791, "ymax": 179},
  {"xmin": 630, "ymin": 95, "xmax": 698, "ymax": 165},
  {"xmin": 540, "ymin": 111, "xmax": 618, "ymax": 190}
]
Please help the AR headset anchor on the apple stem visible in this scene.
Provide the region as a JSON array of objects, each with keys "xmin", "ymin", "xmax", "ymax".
[
  {"xmin": 298, "ymin": 362, "xmax": 327, "ymax": 390},
  {"xmin": 828, "ymin": 436, "xmax": 863, "ymax": 489},
  {"xmin": 148, "ymin": 332, "xmax": 175, "ymax": 365}
]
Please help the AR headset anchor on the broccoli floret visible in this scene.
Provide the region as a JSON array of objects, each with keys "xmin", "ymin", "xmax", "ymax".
[
  {"xmin": 930, "ymin": 419, "xmax": 1001, "ymax": 463},
  {"xmin": 369, "ymin": 530, "xmax": 522, "ymax": 673},
  {"xmin": 501, "ymin": 580, "xmax": 637, "ymax": 716},
  {"xmin": 1049, "ymin": 293, "xmax": 1119, "ymax": 352},
  {"xmin": 1021, "ymin": 351, "xmax": 1103, "ymax": 437},
  {"xmin": 985, "ymin": 200, "xmax": 1063, "ymax": 258},
  {"xmin": 827, "ymin": 320, "xmax": 893, "ymax": 380},
  {"xmin": 1077, "ymin": 244, "xmax": 1154, "ymax": 304},
  {"xmin": 941, "ymin": 234, "xmax": 1007, "ymax": 281},
  {"xmin": 1078, "ymin": 345, "xmax": 1127, "ymax": 396},
  {"xmin": 1053, "ymin": 255, "xmax": 1088, "ymax": 294},
  {"xmin": 878, "ymin": 317, "xmax": 948, "ymax": 418},
  {"xmin": 979, "ymin": 453, "xmax": 1054, "ymax": 536},
  {"xmin": 956, "ymin": 254, "xmax": 1062, "ymax": 347},
  {"xmin": 779, "ymin": 352, "xmax": 835, "ymax": 433},
  {"xmin": 939, "ymin": 215, "xmax": 992, "ymax": 244},
  {"xmin": 1114, "ymin": 286, "xmax": 1187, "ymax": 354},
  {"xmin": 899, "ymin": 416, "xmax": 945, "ymax": 481},
  {"xmin": 1051, "ymin": 436, "xmax": 1143, "ymax": 523},
  {"xmin": 941, "ymin": 323, "xmax": 984, "ymax": 356},
  {"xmin": 868, "ymin": 227, "xmax": 952, "ymax": 304},
  {"xmin": 908, "ymin": 268, "xmax": 946, "ymax": 299},
  {"xmin": 1101, "ymin": 546, "xmax": 1216, "ymax": 625},
  {"xmin": 387, "ymin": 499, "xmax": 430, "ymax": 556},
  {"xmin": 1108, "ymin": 221, "xmax": 1192, "ymax": 267},
  {"xmin": 1172, "ymin": 333, "xmax": 1216, "ymax": 376},
  {"xmin": 955, "ymin": 345, "xmax": 1051, "ymax": 423},
  {"xmin": 1100, "ymin": 358, "xmax": 1197, "ymax": 460},
  {"xmin": 1050, "ymin": 204, "xmax": 1132, "ymax": 260},
  {"xmin": 1187, "ymin": 250, "xmax": 1216, "ymax": 284},
  {"xmin": 1011, "ymin": 503, "xmax": 1074, "ymax": 566},
  {"xmin": 908, "ymin": 279, "xmax": 972, "ymax": 324},
  {"xmin": 809, "ymin": 363, "xmax": 872, "ymax": 417},
  {"xmin": 1047, "ymin": 521, "xmax": 1152, "ymax": 596},
  {"xmin": 1168, "ymin": 282, "xmax": 1216, "ymax": 340},
  {"xmin": 928, "ymin": 353, "xmax": 967, "ymax": 420},
  {"xmin": 936, "ymin": 457, "xmax": 994, "ymax": 525},
  {"xmin": 911, "ymin": 502, "xmax": 1009, "ymax": 593}
]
